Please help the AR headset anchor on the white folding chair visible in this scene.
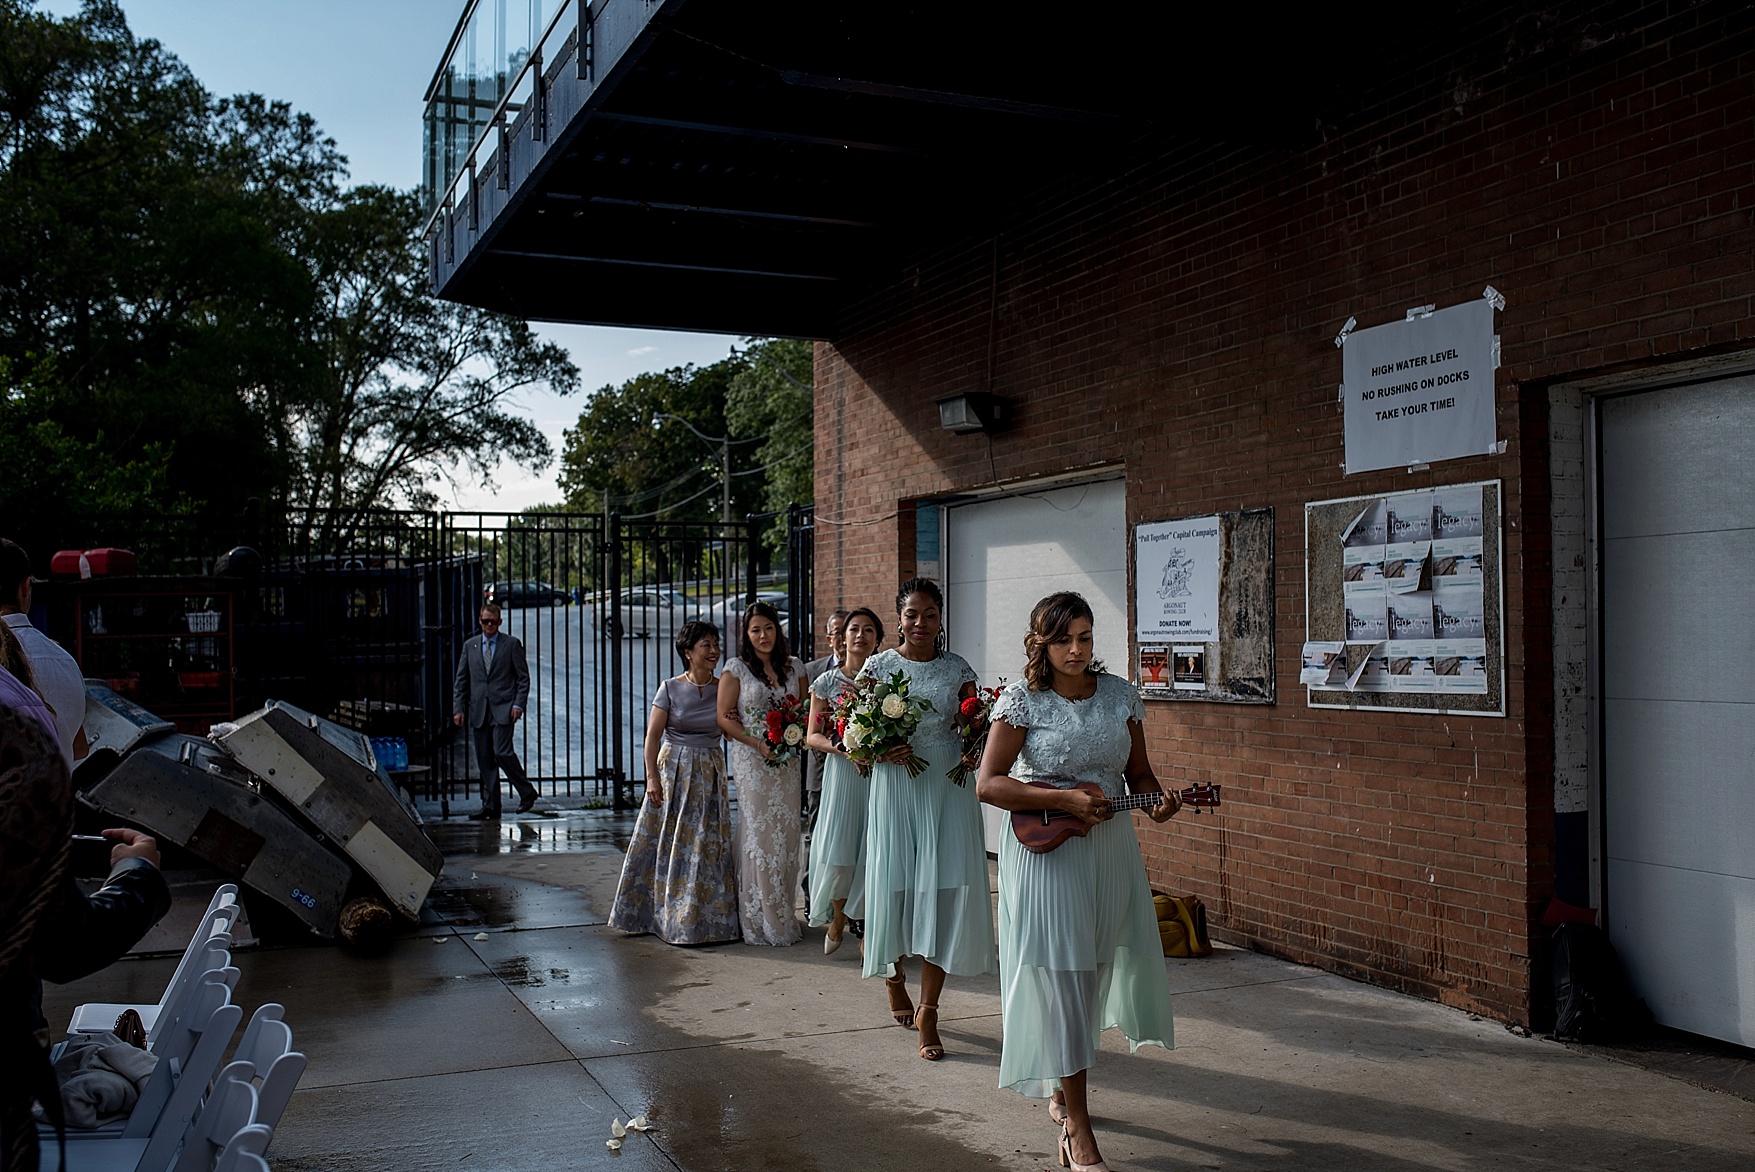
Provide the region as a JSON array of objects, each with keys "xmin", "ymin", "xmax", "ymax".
[
  {"xmin": 69, "ymin": 887, "xmax": 240, "ymax": 1040},
  {"xmin": 42, "ymin": 975, "xmax": 244, "ymax": 1172},
  {"xmin": 213, "ymin": 1135, "xmax": 270, "ymax": 1172},
  {"xmin": 230, "ymin": 1005, "xmax": 306, "ymax": 1133},
  {"xmin": 53, "ymin": 964, "xmax": 239, "ymax": 1146},
  {"xmin": 170, "ymin": 1062, "xmax": 259, "ymax": 1172}
]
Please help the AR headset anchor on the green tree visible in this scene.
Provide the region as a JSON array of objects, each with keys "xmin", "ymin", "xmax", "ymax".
[
  {"xmin": 725, "ymin": 338, "xmax": 813, "ymax": 551},
  {"xmin": 0, "ymin": 2, "xmax": 335, "ymax": 516},
  {"xmin": 0, "ymin": 1, "xmax": 578, "ymax": 549},
  {"xmin": 286, "ymin": 185, "xmax": 577, "ymax": 543},
  {"xmin": 557, "ymin": 357, "xmax": 763, "ymax": 522},
  {"xmin": 557, "ymin": 341, "xmax": 813, "ymax": 529}
]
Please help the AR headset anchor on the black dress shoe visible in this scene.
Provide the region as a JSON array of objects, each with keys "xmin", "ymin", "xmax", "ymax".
[
  {"xmin": 516, "ymin": 795, "xmax": 537, "ymax": 814},
  {"xmin": 467, "ymin": 810, "xmax": 500, "ymax": 821}
]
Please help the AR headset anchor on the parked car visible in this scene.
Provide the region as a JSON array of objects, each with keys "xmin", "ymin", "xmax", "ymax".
[
  {"xmin": 707, "ymin": 590, "xmax": 792, "ymax": 641},
  {"xmin": 588, "ymin": 587, "xmax": 693, "ymax": 638},
  {"xmin": 483, "ymin": 581, "xmax": 571, "ymax": 608}
]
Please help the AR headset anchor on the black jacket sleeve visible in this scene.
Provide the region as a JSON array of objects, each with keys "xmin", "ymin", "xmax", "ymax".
[{"xmin": 37, "ymin": 857, "xmax": 174, "ymax": 986}]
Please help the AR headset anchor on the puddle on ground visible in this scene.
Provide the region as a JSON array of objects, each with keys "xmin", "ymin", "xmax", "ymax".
[{"xmin": 423, "ymin": 809, "xmax": 636, "ymax": 856}]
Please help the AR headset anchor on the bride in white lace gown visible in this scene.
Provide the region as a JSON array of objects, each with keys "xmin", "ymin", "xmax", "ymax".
[{"xmin": 717, "ymin": 601, "xmax": 807, "ymax": 946}]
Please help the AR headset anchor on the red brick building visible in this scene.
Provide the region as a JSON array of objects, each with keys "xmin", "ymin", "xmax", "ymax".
[
  {"xmin": 813, "ymin": 5, "xmax": 1754, "ymax": 1028},
  {"xmin": 428, "ymin": 1, "xmax": 1754, "ymax": 1037}
]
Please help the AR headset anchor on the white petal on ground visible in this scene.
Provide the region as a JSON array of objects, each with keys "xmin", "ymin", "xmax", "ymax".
[
  {"xmin": 627, "ymin": 1115, "xmax": 653, "ymax": 1131},
  {"xmin": 473, "ymin": 933, "xmax": 489, "ymax": 941},
  {"xmin": 605, "ymin": 1138, "xmax": 622, "ymax": 1151},
  {"xmin": 611, "ymin": 1118, "xmax": 626, "ymax": 1138}
]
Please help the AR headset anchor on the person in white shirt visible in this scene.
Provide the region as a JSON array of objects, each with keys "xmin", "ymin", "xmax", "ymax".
[{"xmin": 0, "ymin": 540, "xmax": 85, "ymax": 769}]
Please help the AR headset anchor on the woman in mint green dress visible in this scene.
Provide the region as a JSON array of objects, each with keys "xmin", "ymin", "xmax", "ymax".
[
  {"xmin": 860, "ymin": 579, "xmax": 997, "ymax": 1061},
  {"xmin": 804, "ymin": 606, "xmax": 886, "ymax": 951},
  {"xmin": 978, "ymin": 592, "xmax": 1181, "ymax": 1172}
]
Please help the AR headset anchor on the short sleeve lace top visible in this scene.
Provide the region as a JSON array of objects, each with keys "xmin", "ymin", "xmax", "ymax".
[
  {"xmin": 859, "ymin": 647, "xmax": 978, "ymax": 756},
  {"xmin": 991, "ymin": 673, "xmax": 1145, "ymax": 799}
]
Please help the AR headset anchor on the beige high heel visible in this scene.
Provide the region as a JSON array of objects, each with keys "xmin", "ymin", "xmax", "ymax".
[
  {"xmin": 1058, "ymin": 1126, "xmax": 1109, "ymax": 1171},
  {"xmin": 915, "ymin": 1003, "xmax": 943, "ymax": 1061},
  {"xmin": 884, "ymin": 972, "xmax": 914, "ymax": 1027}
]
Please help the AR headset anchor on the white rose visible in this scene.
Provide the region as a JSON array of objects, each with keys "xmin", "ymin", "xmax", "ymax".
[
  {"xmin": 783, "ymin": 724, "xmax": 803, "ymax": 746},
  {"xmin": 881, "ymin": 694, "xmax": 907, "ymax": 719},
  {"xmin": 842, "ymin": 723, "xmax": 865, "ymax": 750}
]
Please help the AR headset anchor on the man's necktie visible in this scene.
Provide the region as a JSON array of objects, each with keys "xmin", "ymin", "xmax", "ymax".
[{"xmin": 484, "ymin": 637, "xmax": 494, "ymax": 668}]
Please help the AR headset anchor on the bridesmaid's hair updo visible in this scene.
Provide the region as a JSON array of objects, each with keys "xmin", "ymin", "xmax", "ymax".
[
  {"xmin": 894, "ymin": 577, "xmax": 943, "ymax": 615},
  {"xmin": 1022, "ymin": 591, "xmax": 1105, "ymax": 692},
  {"xmin": 738, "ymin": 600, "xmax": 793, "ymax": 681},
  {"xmin": 842, "ymin": 606, "xmax": 885, "ymax": 645},
  {"xmin": 674, "ymin": 620, "xmax": 719, "ymax": 663}
]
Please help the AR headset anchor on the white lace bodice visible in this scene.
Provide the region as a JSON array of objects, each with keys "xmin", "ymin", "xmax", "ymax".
[
  {"xmin": 992, "ymin": 673, "xmax": 1144, "ymax": 799},
  {"xmin": 723, "ymin": 656, "xmax": 807, "ymax": 732},
  {"xmin": 859, "ymin": 647, "xmax": 977, "ymax": 756}
]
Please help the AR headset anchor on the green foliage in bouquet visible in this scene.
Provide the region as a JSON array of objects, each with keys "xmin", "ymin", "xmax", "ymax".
[{"xmin": 833, "ymin": 670, "xmax": 935, "ymax": 778}]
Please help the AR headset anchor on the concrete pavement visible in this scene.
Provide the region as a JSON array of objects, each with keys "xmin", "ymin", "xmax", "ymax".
[{"xmin": 42, "ymin": 806, "xmax": 1755, "ymax": 1170}]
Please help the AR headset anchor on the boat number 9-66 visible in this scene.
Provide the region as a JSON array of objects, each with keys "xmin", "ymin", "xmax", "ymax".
[{"xmin": 291, "ymin": 887, "xmax": 318, "ymax": 909}]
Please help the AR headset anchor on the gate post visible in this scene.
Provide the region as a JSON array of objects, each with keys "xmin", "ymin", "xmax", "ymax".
[{"xmin": 608, "ymin": 513, "xmax": 629, "ymax": 809}]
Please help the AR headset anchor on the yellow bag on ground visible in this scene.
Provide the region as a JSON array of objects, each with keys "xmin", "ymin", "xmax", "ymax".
[{"xmin": 1154, "ymin": 893, "xmax": 1213, "ymax": 957}]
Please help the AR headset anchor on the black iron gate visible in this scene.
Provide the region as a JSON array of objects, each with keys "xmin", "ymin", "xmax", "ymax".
[
  {"xmin": 434, "ymin": 506, "xmax": 815, "ymax": 811},
  {"xmin": 40, "ymin": 501, "xmax": 814, "ymax": 814}
]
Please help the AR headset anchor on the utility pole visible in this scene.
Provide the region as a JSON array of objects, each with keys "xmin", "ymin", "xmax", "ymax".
[
  {"xmin": 650, "ymin": 413, "xmax": 756, "ymax": 526},
  {"xmin": 721, "ymin": 435, "xmax": 731, "ymax": 524}
]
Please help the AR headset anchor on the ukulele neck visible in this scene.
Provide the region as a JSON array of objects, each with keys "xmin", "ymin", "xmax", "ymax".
[{"xmin": 1110, "ymin": 790, "xmax": 1167, "ymax": 813}]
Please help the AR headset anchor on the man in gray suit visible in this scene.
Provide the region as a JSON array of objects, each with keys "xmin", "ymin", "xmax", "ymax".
[
  {"xmin": 452, "ymin": 602, "xmax": 538, "ymax": 820},
  {"xmin": 799, "ymin": 609, "xmax": 849, "ymax": 898}
]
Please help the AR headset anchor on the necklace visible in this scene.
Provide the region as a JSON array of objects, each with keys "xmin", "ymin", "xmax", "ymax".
[{"xmin": 1052, "ymin": 673, "xmax": 1098, "ymax": 702}]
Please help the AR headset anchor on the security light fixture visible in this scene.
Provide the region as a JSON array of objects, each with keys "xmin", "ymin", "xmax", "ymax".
[{"xmin": 936, "ymin": 392, "xmax": 1006, "ymax": 435}]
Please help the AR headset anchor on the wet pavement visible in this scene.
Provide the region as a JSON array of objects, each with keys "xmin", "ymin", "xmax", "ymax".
[{"xmin": 42, "ymin": 804, "xmax": 1755, "ymax": 1170}]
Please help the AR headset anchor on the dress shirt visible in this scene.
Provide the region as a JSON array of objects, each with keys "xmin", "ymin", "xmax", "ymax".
[{"xmin": 3, "ymin": 612, "xmax": 83, "ymax": 768}]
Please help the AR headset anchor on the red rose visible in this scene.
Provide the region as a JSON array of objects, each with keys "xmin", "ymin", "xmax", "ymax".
[
  {"xmin": 835, "ymin": 718, "xmax": 847, "ymax": 737},
  {"xmin": 766, "ymin": 710, "xmax": 783, "ymax": 731},
  {"xmin": 959, "ymin": 696, "xmax": 982, "ymax": 718}
]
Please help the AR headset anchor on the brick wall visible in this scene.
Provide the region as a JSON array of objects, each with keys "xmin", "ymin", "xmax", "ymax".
[{"xmin": 812, "ymin": 2, "xmax": 1755, "ymax": 1022}]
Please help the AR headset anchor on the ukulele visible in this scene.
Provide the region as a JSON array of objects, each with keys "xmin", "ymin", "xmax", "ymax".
[{"xmin": 1010, "ymin": 779, "xmax": 1222, "ymax": 853}]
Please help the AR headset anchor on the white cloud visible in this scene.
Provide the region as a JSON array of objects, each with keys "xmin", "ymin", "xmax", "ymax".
[{"xmin": 626, "ymin": 345, "xmax": 658, "ymax": 357}]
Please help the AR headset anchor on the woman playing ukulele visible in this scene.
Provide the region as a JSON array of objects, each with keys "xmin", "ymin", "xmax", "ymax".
[{"xmin": 977, "ymin": 592, "xmax": 1181, "ymax": 1172}]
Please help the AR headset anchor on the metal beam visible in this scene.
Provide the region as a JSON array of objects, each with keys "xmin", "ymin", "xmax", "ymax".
[
  {"xmin": 590, "ymin": 111, "xmax": 930, "ymax": 155},
  {"xmin": 585, "ymin": 195, "xmax": 879, "ymax": 228},
  {"xmin": 489, "ymin": 247, "xmax": 842, "ymax": 281},
  {"xmin": 776, "ymin": 69, "xmax": 1145, "ymax": 126}
]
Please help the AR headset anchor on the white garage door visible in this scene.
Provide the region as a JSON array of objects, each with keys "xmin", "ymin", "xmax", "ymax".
[
  {"xmin": 943, "ymin": 478, "xmax": 1129, "ymax": 851},
  {"xmin": 1600, "ymin": 375, "xmax": 1755, "ymax": 1046}
]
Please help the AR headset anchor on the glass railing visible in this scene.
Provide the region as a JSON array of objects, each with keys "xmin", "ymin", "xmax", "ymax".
[{"xmin": 422, "ymin": 0, "xmax": 571, "ymax": 219}]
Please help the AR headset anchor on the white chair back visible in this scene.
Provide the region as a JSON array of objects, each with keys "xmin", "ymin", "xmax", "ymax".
[
  {"xmin": 66, "ymin": 887, "xmax": 238, "ymax": 1040},
  {"xmin": 150, "ymin": 901, "xmax": 240, "ymax": 1023},
  {"xmin": 231, "ymin": 1005, "xmax": 305, "ymax": 1133},
  {"xmin": 171, "ymin": 1063, "xmax": 259, "ymax": 1172},
  {"xmin": 126, "ymin": 974, "xmax": 243, "ymax": 1162},
  {"xmin": 210, "ymin": 1125, "xmax": 272, "ymax": 1172},
  {"xmin": 148, "ymin": 959, "xmax": 238, "ymax": 1062}
]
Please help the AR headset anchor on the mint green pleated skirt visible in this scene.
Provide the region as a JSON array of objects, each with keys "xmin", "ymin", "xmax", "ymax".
[
  {"xmin": 860, "ymin": 737, "xmax": 997, "ymax": 978},
  {"xmin": 997, "ymin": 812, "xmax": 1174, "ymax": 1097},
  {"xmin": 808, "ymin": 752, "xmax": 870, "ymax": 924}
]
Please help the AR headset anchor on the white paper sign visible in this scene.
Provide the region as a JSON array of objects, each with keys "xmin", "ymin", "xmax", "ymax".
[
  {"xmin": 1342, "ymin": 298, "xmax": 1497, "ymax": 474},
  {"xmin": 1135, "ymin": 516, "xmax": 1221, "ymax": 641}
]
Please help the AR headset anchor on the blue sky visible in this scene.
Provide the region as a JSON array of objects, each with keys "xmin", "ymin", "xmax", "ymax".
[{"xmin": 38, "ymin": 0, "xmax": 741, "ymax": 511}]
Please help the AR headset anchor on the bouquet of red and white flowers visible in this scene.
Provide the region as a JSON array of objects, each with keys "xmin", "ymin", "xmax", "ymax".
[
  {"xmin": 751, "ymin": 692, "xmax": 808, "ymax": 767},
  {"xmin": 833, "ymin": 669, "xmax": 935, "ymax": 778},
  {"xmin": 947, "ymin": 684, "xmax": 1004, "ymax": 786}
]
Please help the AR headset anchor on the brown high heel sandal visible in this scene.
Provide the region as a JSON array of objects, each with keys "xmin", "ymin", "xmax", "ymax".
[
  {"xmin": 884, "ymin": 972, "xmax": 915, "ymax": 1027},
  {"xmin": 915, "ymin": 1003, "xmax": 943, "ymax": 1061}
]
